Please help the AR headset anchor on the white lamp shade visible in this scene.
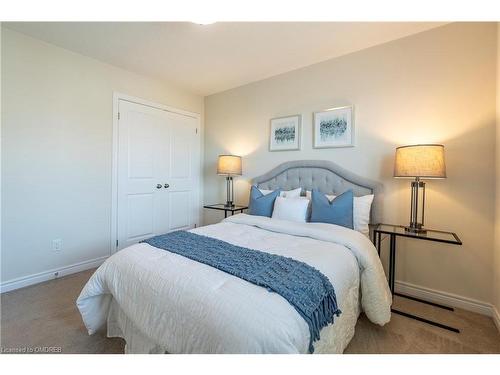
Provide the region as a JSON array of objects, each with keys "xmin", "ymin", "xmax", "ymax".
[
  {"xmin": 394, "ymin": 144, "xmax": 446, "ymax": 179},
  {"xmin": 217, "ymin": 155, "xmax": 242, "ymax": 176}
]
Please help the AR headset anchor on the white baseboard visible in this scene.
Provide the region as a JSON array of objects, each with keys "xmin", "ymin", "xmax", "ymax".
[
  {"xmin": 493, "ymin": 306, "xmax": 500, "ymax": 333},
  {"xmin": 395, "ymin": 280, "xmax": 495, "ymax": 318},
  {"xmin": 0, "ymin": 256, "xmax": 108, "ymax": 293}
]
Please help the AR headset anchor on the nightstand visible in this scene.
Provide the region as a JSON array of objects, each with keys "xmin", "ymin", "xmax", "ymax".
[
  {"xmin": 373, "ymin": 224, "xmax": 462, "ymax": 333},
  {"xmin": 203, "ymin": 204, "xmax": 248, "ymax": 218}
]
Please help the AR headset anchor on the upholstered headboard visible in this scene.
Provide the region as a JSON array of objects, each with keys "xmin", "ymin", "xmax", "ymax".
[{"xmin": 251, "ymin": 160, "xmax": 383, "ymax": 224}]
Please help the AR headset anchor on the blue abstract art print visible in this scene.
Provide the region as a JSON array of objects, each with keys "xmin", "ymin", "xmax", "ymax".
[
  {"xmin": 270, "ymin": 114, "xmax": 301, "ymax": 151},
  {"xmin": 313, "ymin": 106, "xmax": 354, "ymax": 148}
]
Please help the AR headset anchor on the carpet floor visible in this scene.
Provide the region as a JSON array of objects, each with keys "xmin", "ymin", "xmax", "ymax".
[{"xmin": 1, "ymin": 269, "xmax": 499, "ymax": 354}]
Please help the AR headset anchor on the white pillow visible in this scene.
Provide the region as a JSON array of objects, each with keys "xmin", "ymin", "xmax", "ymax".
[
  {"xmin": 271, "ymin": 196, "xmax": 310, "ymax": 223},
  {"xmin": 259, "ymin": 187, "xmax": 302, "ymax": 198},
  {"xmin": 306, "ymin": 191, "xmax": 374, "ymax": 236}
]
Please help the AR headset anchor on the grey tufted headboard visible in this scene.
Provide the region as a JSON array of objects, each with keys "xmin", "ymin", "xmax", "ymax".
[{"xmin": 251, "ymin": 160, "xmax": 383, "ymax": 224}]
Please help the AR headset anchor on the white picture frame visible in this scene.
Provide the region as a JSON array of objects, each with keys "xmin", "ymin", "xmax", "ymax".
[
  {"xmin": 269, "ymin": 114, "xmax": 301, "ymax": 151},
  {"xmin": 313, "ymin": 105, "xmax": 354, "ymax": 148}
]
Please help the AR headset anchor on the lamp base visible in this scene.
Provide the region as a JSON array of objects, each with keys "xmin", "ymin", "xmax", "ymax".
[
  {"xmin": 407, "ymin": 178, "xmax": 427, "ymax": 234},
  {"xmin": 404, "ymin": 225, "xmax": 427, "ymax": 234},
  {"xmin": 224, "ymin": 176, "xmax": 235, "ymax": 210}
]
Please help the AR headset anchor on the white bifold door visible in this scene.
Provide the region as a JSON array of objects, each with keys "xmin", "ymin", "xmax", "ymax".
[{"xmin": 116, "ymin": 100, "xmax": 200, "ymax": 251}]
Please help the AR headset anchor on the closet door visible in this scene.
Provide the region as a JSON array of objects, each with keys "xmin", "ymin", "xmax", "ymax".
[
  {"xmin": 116, "ymin": 100, "xmax": 199, "ymax": 250},
  {"xmin": 164, "ymin": 111, "xmax": 200, "ymax": 232}
]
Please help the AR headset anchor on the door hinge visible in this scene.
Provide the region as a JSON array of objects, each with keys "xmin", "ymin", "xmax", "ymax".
[
  {"xmin": 195, "ymin": 128, "xmax": 198, "ymax": 134},
  {"xmin": 118, "ymin": 112, "xmax": 120, "ymax": 120},
  {"xmin": 194, "ymin": 224, "xmax": 197, "ymax": 228},
  {"xmin": 116, "ymin": 239, "xmax": 118, "ymax": 247}
]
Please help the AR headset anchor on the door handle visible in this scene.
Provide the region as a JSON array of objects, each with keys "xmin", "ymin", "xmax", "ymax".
[
  {"xmin": 156, "ymin": 184, "xmax": 162, "ymax": 189},
  {"xmin": 164, "ymin": 183, "xmax": 170, "ymax": 188}
]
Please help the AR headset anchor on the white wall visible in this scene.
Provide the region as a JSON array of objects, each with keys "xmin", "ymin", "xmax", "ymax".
[
  {"xmin": 1, "ymin": 28, "xmax": 204, "ymax": 287},
  {"xmin": 204, "ymin": 23, "xmax": 497, "ymax": 305}
]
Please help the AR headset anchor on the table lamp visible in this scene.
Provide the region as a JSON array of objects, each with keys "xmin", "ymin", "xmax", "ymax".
[
  {"xmin": 394, "ymin": 144, "xmax": 446, "ymax": 233},
  {"xmin": 217, "ymin": 155, "xmax": 242, "ymax": 208}
]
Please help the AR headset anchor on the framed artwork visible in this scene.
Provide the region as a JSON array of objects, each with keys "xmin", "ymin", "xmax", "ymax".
[
  {"xmin": 269, "ymin": 114, "xmax": 301, "ymax": 151},
  {"xmin": 313, "ymin": 105, "xmax": 354, "ymax": 148}
]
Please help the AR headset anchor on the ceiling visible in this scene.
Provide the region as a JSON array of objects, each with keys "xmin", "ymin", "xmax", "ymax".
[{"xmin": 5, "ymin": 22, "xmax": 446, "ymax": 96}]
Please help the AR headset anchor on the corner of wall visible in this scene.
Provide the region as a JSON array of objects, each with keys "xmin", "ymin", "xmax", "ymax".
[
  {"xmin": 0, "ymin": 22, "xmax": 3, "ymax": 288},
  {"xmin": 494, "ymin": 21, "xmax": 500, "ymax": 328}
]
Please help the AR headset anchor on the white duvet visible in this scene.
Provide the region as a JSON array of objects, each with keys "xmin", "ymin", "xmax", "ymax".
[{"xmin": 77, "ymin": 214, "xmax": 391, "ymax": 353}]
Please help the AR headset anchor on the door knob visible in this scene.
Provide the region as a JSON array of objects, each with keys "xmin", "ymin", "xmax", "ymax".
[
  {"xmin": 156, "ymin": 184, "xmax": 162, "ymax": 189},
  {"xmin": 164, "ymin": 183, "xmax": 170, "ymax": 188}
]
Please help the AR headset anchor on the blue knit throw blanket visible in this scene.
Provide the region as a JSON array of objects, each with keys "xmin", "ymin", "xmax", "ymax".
[{"xmin": 142, "ymin": 231, "xmax": 341, "ymax": 353}]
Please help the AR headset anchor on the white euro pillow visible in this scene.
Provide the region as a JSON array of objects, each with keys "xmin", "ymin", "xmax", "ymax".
[
  {"xmin": 306, "ymin": 190, "xmax": 374, "ymax": 236},
  {"xmin": 259, "ymin": 187, "xmax": 302, "ymax": 199},
  {"xmin": 271, "ymin": 196, "xmax": 310, "ymax": 223}
]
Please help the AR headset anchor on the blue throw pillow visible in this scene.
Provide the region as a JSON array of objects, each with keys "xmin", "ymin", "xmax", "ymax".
[
  {"xmin": 248, "ymin": 186, "xmax": 281, "ymax": 217},
  {"xmin": 310, "ymin": 189, "xmax": 354, "ymax": 229}
]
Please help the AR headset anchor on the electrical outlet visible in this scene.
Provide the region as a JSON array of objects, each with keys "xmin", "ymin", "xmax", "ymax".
[{"xmin": 52, "ymin": 239, "xmax": 63, "ymax": 252}]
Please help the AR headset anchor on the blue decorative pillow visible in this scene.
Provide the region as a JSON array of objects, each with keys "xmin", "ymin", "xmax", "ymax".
[
  {"xmin": 310, "ymin": 189, "xmax": 354, "ymax": 229},
  {"xmin": 248, "ymin": 186, "xmax": 281, "ymax": 217}
]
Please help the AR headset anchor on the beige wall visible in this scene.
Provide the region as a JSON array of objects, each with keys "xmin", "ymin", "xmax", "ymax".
[
  {"xmin": 205, "ymin": 23, "xmax": 497, "ymax": 304},
  {"xmin": 1, "ymin": 28, "xmax": 203, "ymax": 284}
]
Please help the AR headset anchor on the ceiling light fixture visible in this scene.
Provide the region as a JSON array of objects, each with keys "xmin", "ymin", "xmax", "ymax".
[{"xmin": 191, "ymin": 21, "xmax": 216, "ymax": 25}]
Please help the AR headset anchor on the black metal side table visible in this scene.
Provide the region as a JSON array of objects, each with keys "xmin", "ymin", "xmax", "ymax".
[
  {"xmin": 373, "ymin": 224, "xmax": 462, "ymax": 333},
  {"xmin": 203, "ymin": 204, "xmax": 248, "ymax": 218}
]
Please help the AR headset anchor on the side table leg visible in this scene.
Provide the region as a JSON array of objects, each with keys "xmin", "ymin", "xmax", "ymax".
[
  {"xmin": 389, "ymin": 234, "xmax": 396, "ymax": 294},
  {"xmin": 377, "ymin": 232, "xmax": 381, "ymax": 256}
]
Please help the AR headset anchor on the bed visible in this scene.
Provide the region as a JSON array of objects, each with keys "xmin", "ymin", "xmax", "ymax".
[{"xmin": 77, "ymin": 160, "xmax": 392, "ymax": 353}]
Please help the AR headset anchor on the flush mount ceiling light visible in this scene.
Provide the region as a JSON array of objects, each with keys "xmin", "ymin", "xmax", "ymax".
[{"xmin": 191, "ymin": 21, "xmax": 217, "ymax": 25}]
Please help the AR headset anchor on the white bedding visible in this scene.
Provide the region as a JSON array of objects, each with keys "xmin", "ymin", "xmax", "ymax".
[{"xmin": 77, "ymin": 214, "xmax": 391, "ymax": 353}]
